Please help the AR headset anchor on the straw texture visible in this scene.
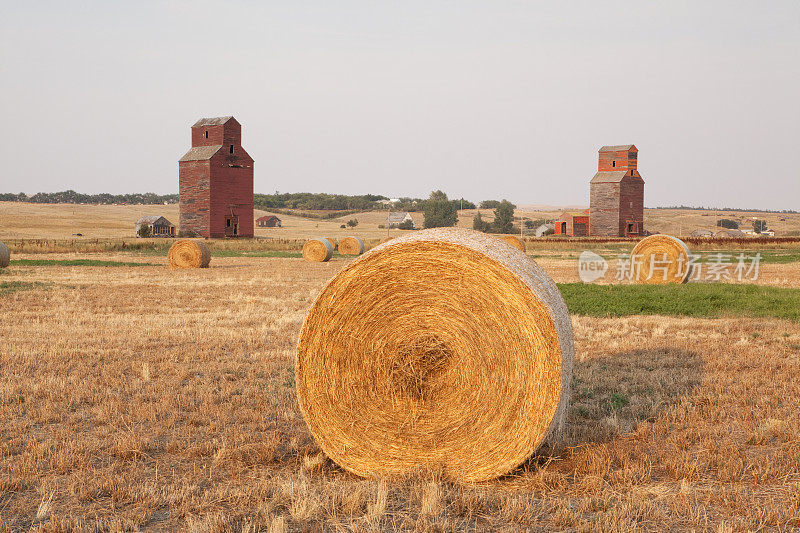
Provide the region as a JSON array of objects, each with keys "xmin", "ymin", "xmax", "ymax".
[
  {"xmin": 303, "ymin": 238, "xmax": 334, "ymax": 262},
  {"xmin": 296, "ymin": 228, "xmax": 574, "ymax": 482},
  {"xmin": 168, "ymin": 240, "xmax": 211, "ymax": 268},
  {"xmin": 501, "ymin": 235, "xmax": 525, "ymax": 251},
  {"xmin": 338, "ymin": 236, "xmax": 365, "ymax": 255},
  {"xmin": 630, "ymin": 235, "xmax": 691, "ymax": 284},
  {"xmin": 324, "ymin": 238, "xmax": 337, "ymax": 250},
  {"xmin": 0, "ymin": 241, "xmax": 9, "ymax": 268}
]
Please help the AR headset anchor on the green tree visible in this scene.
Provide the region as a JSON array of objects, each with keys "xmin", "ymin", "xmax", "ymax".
[
  {"xmin": 347, "ymin": 218, "xmax": 359, "ymax": 228},
  {"xmin": 717, "ymin": 219, "xmax": 739, "ymax": 229},
  {"xmin": 473, "ymin": 211, "xmax": 490, "ymax": 232},
  {"xmin": 492, "ymin": 199, "xmax": 518, "ymax": 234},
  {"xmin": 137, "ymin": 224, "xmax": 151, "ymax": 238},
  {"xmin": 480, "ymin": 200, "xmax": 501, "ymax": 209},
  {"xmin": 753, "ymin": 219, "xmax": 767, "ymax": 233},
  {"xmin": 423, "ymin": 190, "xmax": 458, "ymax": 228}
]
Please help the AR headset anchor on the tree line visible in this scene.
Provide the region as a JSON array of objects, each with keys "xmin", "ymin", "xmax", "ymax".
[
  {"xmin": 656, "ymin": 205, "xmax": 798, "ymax": 214},
  {"xmin": 0, "ymin": 190, "xmax": 178, "ymax": 204}
]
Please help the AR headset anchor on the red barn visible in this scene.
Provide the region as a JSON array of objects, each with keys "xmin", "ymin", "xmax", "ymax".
[
  {"xmin": 589, "ymin": 145, "xmax": 644, "ymax": 236},
  {"xmin": 555, "ymin": 211, "xmax": 590, "ymax": 236},
  {"xmin": 179, "ymin": 116, "xmax": 254, "ymax": 238}
]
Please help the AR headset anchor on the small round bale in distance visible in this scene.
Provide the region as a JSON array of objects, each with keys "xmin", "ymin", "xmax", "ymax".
[
  {"xmin": 0, "ymin": 241, "xmax": 9, "ymax": 268},
  {"xmin": 168, "ymin": 239, "xmax": 211, "ymax": 268},
  {"xmin": 296, "ymin": 228, "xmax": 574, "ymax": 482},
  {"xmin": 501, "ymin": 234, "xmax": 526, "ymax": 252},
  {"xmin": 630, "ymin": 234, "xmax": 691, "ymax": 284},
  {"xmin": 338, "ymin": 236, "xmax": 364, "ymax": 255},
  {"xmin": 303, "ymin": 238, "xmax": 333, "ymax": 262}
]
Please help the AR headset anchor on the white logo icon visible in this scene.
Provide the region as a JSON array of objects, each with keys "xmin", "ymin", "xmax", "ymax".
[{"xmin": 578, "ymin": 251, "xmax": 608, "ymax": 283}]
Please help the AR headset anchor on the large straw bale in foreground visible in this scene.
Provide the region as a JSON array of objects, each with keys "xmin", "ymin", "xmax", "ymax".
[
  {"xmin": 303, "ymin": 238, "xmax": 333, "ymax": 262},
  {"xmin": 0, "ymin": 241, "xmax": 9, "ymax": 268},
  {"xmin": 296, "ymin": 228, "xmax": 574, "ymax": 482},
  {"xmin": 501, "ymin": 234, "xmax": 525, "ymax": 251},
  {"xmin": 631, "ymin": 234, "xmax": 691, "ymax": 284},
  {"xmin": 168, "ymin": 239, "xmax": 211, "ymax": 268},
  {"xmin": 338, "ymin": 236, "xmax": 364, "ymax": 255}
]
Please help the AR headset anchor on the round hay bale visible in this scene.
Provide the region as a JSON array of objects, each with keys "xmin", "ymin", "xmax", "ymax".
[
  {"xmin": 500, "ymin": 234, "xmax": 525, "ymax": 252},
  {"xmin": 324, "ymin": 237, "xmax": 337, "ymax": 250},
  {"xmin": 303, "ymin": 238, "xmax": 333, "ymax": 262},
  {"xmin": 168, "ymin": 239, "xmax": 211, "ymax": 268},
  {"xmin": 630, "ymin": 234, "xmax": 691, "ymax": 284},
  {"xmin": 296, "ymin": 228, "xmax": 574, "ymax": 482},
  {"xmin": 338, "ymin": 236, "xmax": 364, "ymax": 255},
  {"xmin": 0, "ymin": 241, "xmax": 9, "ymax": 268}
]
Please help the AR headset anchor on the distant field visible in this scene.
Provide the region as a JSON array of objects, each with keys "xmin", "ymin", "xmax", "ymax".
[{"xmin": 2, "ymin": 202, "xmax": 800, "ymax": 241}]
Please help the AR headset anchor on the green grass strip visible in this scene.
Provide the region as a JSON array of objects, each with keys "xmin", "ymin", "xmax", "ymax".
[
  {"xmin": 11, "ymin": 259, "xmax": 156, "ymax": 267},
  {"xmin": 557, "ymin": 282, "xmax": 800, "ymax": 320}
]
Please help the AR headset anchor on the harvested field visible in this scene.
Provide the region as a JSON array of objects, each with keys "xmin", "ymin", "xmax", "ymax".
[{"xmin": 1, "ymin": 254, "xmax": 799, "ymax": 530}]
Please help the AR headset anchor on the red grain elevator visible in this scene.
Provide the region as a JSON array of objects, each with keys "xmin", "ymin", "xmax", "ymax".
[
  {"xmin": 179, "ymin": 116, "xmax": 254, "ymax": 238},
  {"xmin": 589, "ymin": 145, "xmax": 644, "ymax": 237}
]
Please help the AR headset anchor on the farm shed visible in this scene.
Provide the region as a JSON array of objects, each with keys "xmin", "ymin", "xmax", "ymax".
[
  {"xmin": 690, "ymin": 229, "xmax": 714, "ymax": 238},
  {"xmin": 256, "ymin": 215, "xmax": 282, "ymax": 228},
  {"xmin": 179, "ymin": 116, "xmax": 254, "ymax": 238},
  {"xmin": 386, "ymin": 212, "xmax": 415, "ymax": 229},
  {"xmin": 535, "ymin": 223, "xmax": 555, "ymax": 237},
  {"xmin": 715, "ymin": 228, "xmax": 745, "ymax": 238},
  {"xmin": 555, "ymin": 211, "xmax": 589, "ymax": 236},
  {"xmin": 135, "ymin": 216, "xmax": 175, "ymax": 237},
  {"xmin": 589, "ymin": 145, "xmax": 644, "ymax": 237}
]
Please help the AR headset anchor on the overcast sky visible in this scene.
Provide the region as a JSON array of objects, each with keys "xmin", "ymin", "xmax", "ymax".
[{"xmin": 1, "ymin": 1, "xmax": 798, "ymax": 209}]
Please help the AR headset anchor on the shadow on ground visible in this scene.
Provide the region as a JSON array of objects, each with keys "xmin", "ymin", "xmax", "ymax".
[
  {"xmin": 515, "ymin": 347, "xmax": 704, "ymax": 475},
  {"xmin": 565, "ymin": 346, "xmax": 703, "ymax": 446}
]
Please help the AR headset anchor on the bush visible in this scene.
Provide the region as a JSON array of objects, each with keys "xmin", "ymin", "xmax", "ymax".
[
  {"xmin": 473, "ymin": 212, "xmax": 490, "ymax": 232},
  {"xmin": 492, "ymin": 200, "xmax": 518, "ymax": 234},
  {"xmin": 397, "ymin": 220, "xmax": 414, "ymax": 230},
  {"xmin": 753, "ymin": 219, "xmax": 767, "ymax": 233},
  {"xmin": 137, "ymin": 225, "xmax": 151, "ymax": 238},
  {"xmin": 717, "ymin": 219, "xmax": 739, "ymax": 229},
  {"xmin": 423, "ymin": 190, "xmax": 458, "ymax": 228},
  {"xmin": 340, "ymin": 224, "xmax": 346, "ymax": 229},
  {"xmin": 347, "ymin": 218, "xmax": 359, "ymax": 228}
]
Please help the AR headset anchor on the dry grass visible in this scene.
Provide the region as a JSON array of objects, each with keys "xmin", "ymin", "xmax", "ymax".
[{"xmin": 1, "ymin": 255, "xmax": 799, "ymax": 530}]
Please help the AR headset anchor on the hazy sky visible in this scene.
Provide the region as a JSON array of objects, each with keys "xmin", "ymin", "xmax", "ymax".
[{"xmin": 1, "ymin": 1, "xmax": 798, "ymax": 209}]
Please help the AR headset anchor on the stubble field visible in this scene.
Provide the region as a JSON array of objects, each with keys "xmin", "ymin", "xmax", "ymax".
[{"xmin": 1, "ymin": 250, "xmax": 800, "ymax": 531}]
